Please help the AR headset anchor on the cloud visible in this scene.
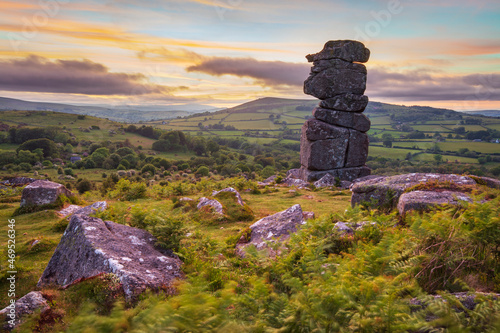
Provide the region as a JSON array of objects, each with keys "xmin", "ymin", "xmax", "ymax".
[
  {"xmin": 187, "ymin": 57, "xmax": 310, "ymax": 87},
  {"xmin": 367, "ymin": 68, "xmax": 500, "ymax": 101},
  {"xmin": 0, "ymin": 55, "xmax": 183, "ymax": 95}
]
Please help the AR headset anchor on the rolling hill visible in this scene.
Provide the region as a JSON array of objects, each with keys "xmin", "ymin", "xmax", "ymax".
[{"xmin": 0, "ymin": 96, "xmax": 215, "ymax": 123}]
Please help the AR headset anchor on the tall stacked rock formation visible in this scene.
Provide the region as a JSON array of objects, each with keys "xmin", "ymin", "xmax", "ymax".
[{"xmin": 300, "ymin": 40, "xmax": 371, "ymax": 182}]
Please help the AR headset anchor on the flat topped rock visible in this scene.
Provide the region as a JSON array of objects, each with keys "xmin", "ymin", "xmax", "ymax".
[
  {"xmin": 0, "ymin": 177, "xmax": 37, "ymax": 187},
  {"xmin": 397, "ymin": 190, "xmax": 473, "ymax": 216},
  {"xmin": 58, "ymin": 201, "xmax": 108, "ymax": 218},
  {"xmin": 20, "ymin": 180, "xmax": 73, "ymax": 207},
  {"xmin": 37, "ymin": 214, "xmax": 182, "ymax": 298},
  {"xmin": 306, "ymin": 40, "xmax": 370, "ymax": 63},
  {"xmin": 351, "ymin": 173, "xmax": 478, "ymax": 211},
  {"xmin": 236, "ymin": 204, "xmax": 306, "ymax": 256}
]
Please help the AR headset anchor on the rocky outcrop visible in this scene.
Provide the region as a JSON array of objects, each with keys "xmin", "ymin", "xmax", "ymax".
[
  {"xmin": 73, "ymin": 201, "xmax": 107, "ymax": 216},
  {"xmin": 300, "ymin": 40, "xmax": 371, "ymax": 182},
  {"xmin": 0, "ymin": 177, "xmax": 37, "ymax": 188},
  {"xmin": 236, "ymin": 204, "xmax": 306, "ymax": 256},
  {"xmin": 0, "ymin": 291, "xmax": 49, "ymax": 331},
  {"xmin": 350, "ymin": 173, "xmax": 488, "ymax": 215},
  {"xmin": 58, "ymin": 201, "xmax": 108, "ymax": 218},
  {"xmin": 20, "ymin": 180, "xmax": 72, "ymax": 207},
  {"xmin": 37, "ymin": 214, "xmax": 182, "ymax": 298},
  {"xmin": 197, "ymin": 197, "xmax": 224, "ymax": 214},
  {"xmin": 397, "ymin": 191, "xmax": 472, "ymax": 216},
  {"xmin": 212, "ymin": 187, "xmax": 244, "ymax": 206}
]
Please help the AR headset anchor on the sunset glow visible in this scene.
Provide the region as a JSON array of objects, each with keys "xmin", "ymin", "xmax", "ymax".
[{"xmin": 0, "ymin": 0, "xmax": 499, "ymax": 110}]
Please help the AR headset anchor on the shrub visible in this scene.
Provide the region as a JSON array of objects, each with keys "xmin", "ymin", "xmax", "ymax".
[
  {"xmin": 110, "ymin": 179, "xmax": 148, "ymax": 201},
  {"xmin": 19, "ymin": 162, "xmax": 32, "ymax": 171},
  {"xmin": 261, "ymin": 165, "xmax": 275, "ymax": 178},
  {"xmin": 76, "ymin": 179, "xmax": 92, "ymax": 194},
  {"xmin": 64, "ymin": 168, "xmax": 74, "ymax": 176},
  {"xmin": 141, "ymin": 163, "xmax": 156, "ymax": 175},
  {"xmin": 195, "ymin": 166, "xmax": 209, "ymax": 177},
  {"xmin": 150, "ymin": 215, "xmax": 186, "ymax": 253}
]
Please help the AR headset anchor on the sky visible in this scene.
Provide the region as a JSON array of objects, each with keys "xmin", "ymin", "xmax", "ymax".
[{"xmin": 0, "ymin": 0, "xmax": 499, "ymax": 111}]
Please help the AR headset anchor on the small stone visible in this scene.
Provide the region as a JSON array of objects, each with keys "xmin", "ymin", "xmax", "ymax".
[
  {"xmin": 212, "ymin": 187, "xmax": 244, "ymax": 206},
  {"xmin": 334, "ymin": 222, "xmax": 354, "ymax": 235},
  {"xmin": 197, "ymin": 197, "xmax": 224, "ymax": 214},
  {"xmin": 0, "ymin": 291, "xmax": 49, "ymax": 330}
]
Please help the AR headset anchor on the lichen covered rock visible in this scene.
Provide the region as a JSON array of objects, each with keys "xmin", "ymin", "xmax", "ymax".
[
  {"xmin": 37, "ymin": 214, "xmax": 182, "ymax": 298},
  {"xmin": 236, "ymin": 204, "xmax": 306, "ymax": 256},
  {"xmin": 20, "ymin": 180, "xmax": 72, "ymax": 207}
]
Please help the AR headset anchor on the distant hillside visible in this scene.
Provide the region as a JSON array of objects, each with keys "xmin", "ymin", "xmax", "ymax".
[
  {"xmin": 176, "ymin": 97, "xmax": 471, "ymax": 124},
  {"xmin": 0, "ymin": 96, "xmax": 214, "ymax": 123},
  {"xmin": 464, "ymin": 110, "xmax": 500, "ymax": 118}
]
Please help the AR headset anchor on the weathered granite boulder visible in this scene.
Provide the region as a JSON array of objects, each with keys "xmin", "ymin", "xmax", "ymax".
[
  {"xmin": 476, "ymin": 176, "xmax": 500, "ymax": 189},
  {"xmin": 313, "ymin": 107, "xmax": 370, "ymax": 132},
  {"xmin": 58, "ymin": 201, "xmax": 108, "ymax": 218},
  {"xmin": 281, "ymin": 177, "xmax": 309, "ymax": 188},
  {"xmin": 20, "ymin": 180, "xmax": 72, "ymax": 207},
  {"xmin": 58, "ymin": 205, "xmax": 82, "ymax": 218},
  {"xmin": 319, "ymin": 93, "xmax": 369, "ymax": 112},
  {"xmin": 304, "ymin": 60, "xmax": 367, "ymax": 100},
  {"xmin": 236, "ymin": 204, "xmax": 306, "ymax": 256},
  {"xmin": 300, "ymin": 166, "xmax": 371, "ymax": 182},
  {"xmin": 306, "ymin": 40, "xmax": 370, "ymax": 63},
  {"xmin": 345, "ymin": 129, "xmax": 369, "ymax": 167},
  {"xmin": 397, "ymin": 190, "xmax": 472, "ymax": 216},
  {"xmin": 0, "ymin": 291, "xmax": 49, "ymax": 331},
  {"xmin": 73, "ymin": 201, "xmax": 107, "ymax": 216},
  {"xmin": 197, "ymin": 197, "xmax": 224, "ymax": 214},
  {"xmin": 351, "ymin": 173, "xmax": 478, "ymax": 211},
  {"xmin": 37, "ymin": 214, "xmax": 182, "ymax": 298},
  {"xmin": 0, "ymin": 177, "xmax": 37, "ymax": 187},
  {"xmin": 212, "ymin": 187, "xmax": 244, "ymax": 206}
]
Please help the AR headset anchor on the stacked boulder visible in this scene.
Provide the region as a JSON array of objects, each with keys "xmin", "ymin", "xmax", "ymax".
[{"xmin": 300, "ymin": 40, "xmax": 371, "ymax": 182}]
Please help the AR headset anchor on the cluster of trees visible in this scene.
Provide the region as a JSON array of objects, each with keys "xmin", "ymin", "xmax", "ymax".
[{"xmin": 125, "ymin": 124, "xmax": 162, "ymax": 139}]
